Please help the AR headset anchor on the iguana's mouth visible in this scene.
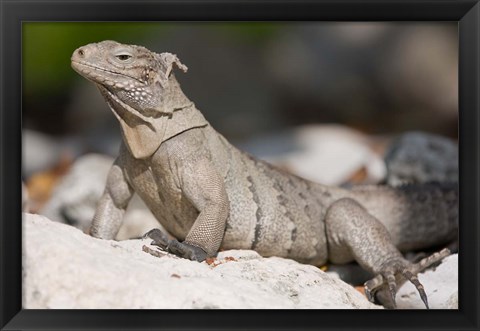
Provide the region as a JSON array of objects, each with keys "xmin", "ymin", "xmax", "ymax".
[{"xmin": 71, "ymin": 60, "xmax": 146, "ymax": 86}]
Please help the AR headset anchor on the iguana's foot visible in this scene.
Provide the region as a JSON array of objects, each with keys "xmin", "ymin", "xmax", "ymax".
[
  {"xmin": 143, "ymin": 228, "xmax": 207, "ymax": 262},
  {"xmin": 143, "ymin": 228, "xmax": 170, "ymax": 249},
  {"xmin": 364, "ymin": 248, "xmax": 450, "ymax": 309}
]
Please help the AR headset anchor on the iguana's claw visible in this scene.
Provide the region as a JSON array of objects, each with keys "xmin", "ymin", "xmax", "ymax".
[
  {"xmin": 385, "ymin": 272, "xmax": 397, "ymax": 309},
  {"xmin": 143, "ymin": 228, "xmax": 170, "ymax": 249},
  {"xmin": 364, "ymin": 248, "xmax": 450, "ymax": 309},
  {"xmin": 143, "ymin": 228, "xmax": 207, "ymax": 262},
  {"xmin": 403, "ymin": 270, "xmax": 428, "ymax": 309}
]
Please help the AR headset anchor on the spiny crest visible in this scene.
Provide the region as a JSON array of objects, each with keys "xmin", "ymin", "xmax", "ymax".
[{"xmin": 155, "ymin": 52, "xmax": 188, "ymax": 86}]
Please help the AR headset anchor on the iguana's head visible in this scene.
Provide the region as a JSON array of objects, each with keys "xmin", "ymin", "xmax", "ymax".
[{"xmin": 71, "ymin": 40, "xmax": 188, "ymax": 116}]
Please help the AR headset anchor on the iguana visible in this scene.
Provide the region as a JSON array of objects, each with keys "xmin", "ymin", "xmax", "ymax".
[{"xmin": 71, "ymin": 40, "xmax": 457, "ymax": 308}]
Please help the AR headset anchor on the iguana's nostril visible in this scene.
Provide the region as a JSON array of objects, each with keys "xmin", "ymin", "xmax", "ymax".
[{"xmin": 77, "ymin": 48, "xmax": 85, "ymax": 57}]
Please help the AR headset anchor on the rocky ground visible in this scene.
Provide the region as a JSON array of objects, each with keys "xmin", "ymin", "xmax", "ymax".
[{"xmin": 23, "ymin": 213, "xmax": 457, "ymax": 309}]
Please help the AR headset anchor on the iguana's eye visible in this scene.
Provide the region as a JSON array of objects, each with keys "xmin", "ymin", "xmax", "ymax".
[{"xmin": 116, "ymin": 54, "xmax": 132, "ymax": 61}]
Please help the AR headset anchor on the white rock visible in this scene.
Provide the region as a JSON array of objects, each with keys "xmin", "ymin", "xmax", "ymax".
[
  {"xmin": 22, "ymin": 129, "xmax": 62, "ymax": 178},
  {"xmin": 396, "ymin": 254, "xmax": 458, "ymax": 309},
  {"xmin": 23, "ymin": 213, "xmax": 381, "ymax": 309},
  {"xmin": 22, "ymin": 182, "xmax": 29, "ymax": 212},
  {"xmin": 40, "ymin": 153, "xmax": 161, "ymax": 239},
  {"xmin": 40, "ymin": 153, "xmax": 114, "ymax": 229},
  {"xmin": 240, "ymin": 124, "xmax": 386, "ymax": 185}
]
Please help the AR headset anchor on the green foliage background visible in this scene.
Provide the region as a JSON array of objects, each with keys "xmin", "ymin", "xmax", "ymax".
[{"xmin": 23, "ymin": 22, "xmax": 279, "ymax": 97}]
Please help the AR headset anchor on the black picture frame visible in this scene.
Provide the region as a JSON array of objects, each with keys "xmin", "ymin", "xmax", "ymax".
[{"xmin": 1, "ymin": 0, "xmax": 479, "ymax": 330}]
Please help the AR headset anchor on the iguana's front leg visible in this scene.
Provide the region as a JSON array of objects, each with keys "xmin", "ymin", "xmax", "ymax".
[
  {"xmin": 90, "ymin": 159, "xmax": 134, "ymax": 239},
  {"xmin": 146, "ymin": 158, "xmax": 229, "ymax": 261},
  {"xmin": 325, "ymin": 198, "xmax": 450, "ymax": 309},
  {"xmin": 143, "ymin": 228, "xmax": 207, "ymax": 261}
]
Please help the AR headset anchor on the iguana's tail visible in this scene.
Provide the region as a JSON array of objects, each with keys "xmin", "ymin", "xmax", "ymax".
[{"xmin": 396, "ymin": 182, "xmax": 458, "ymax": 252}]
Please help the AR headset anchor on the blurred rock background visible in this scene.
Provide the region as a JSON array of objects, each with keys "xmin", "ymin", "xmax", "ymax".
[{"xmin": 22, "ymin": 22, "xmax": 458, "ymax": 232}]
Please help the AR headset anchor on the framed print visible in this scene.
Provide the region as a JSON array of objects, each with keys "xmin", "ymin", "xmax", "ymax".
[{"xmin": 1, "ymin": 0, "xmax": 479, "ymax": 330}]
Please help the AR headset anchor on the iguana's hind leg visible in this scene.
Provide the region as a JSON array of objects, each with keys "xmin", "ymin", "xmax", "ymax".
[{"xmin": 325, "ymin": 198, "xmax": 450, "ymax": 308}]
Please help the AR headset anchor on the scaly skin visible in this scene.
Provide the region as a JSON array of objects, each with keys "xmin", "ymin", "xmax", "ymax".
[{"xmin": 71, "ymin": 40, "xmax": 458, "ymax": 308}]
